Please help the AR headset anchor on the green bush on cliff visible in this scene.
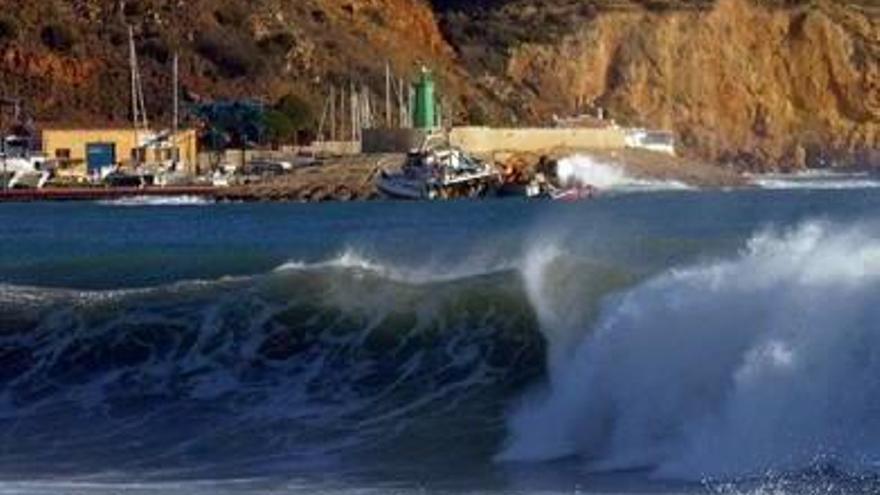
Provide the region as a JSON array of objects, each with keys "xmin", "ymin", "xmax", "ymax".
[
  {"xmin": 0, "ymin": 16, "xmax": 17, "ymax": 45},
  {"xmin": 264, "ymin": 94, "xmax": 315, "ymax": 145},
  {"xmin": 277, "ymin": 94, "xmax": 314, "ymax": 131},
  {"xmin": 214, "ymin": 0, "xmax": 249, "ymax": 29},
  {"xmin": 258, "ymin": 32, "xmax": 297, "ymax": 58},
  {"xmin": 41, "ymin": 24, "xmax": 78, "ymax": 53},
  {"xmin": 196, "ymin": 29, "xmax": 263, "ymax": 78},
  {"xmin": 263, "ymin": 110, "xmax": 296, "ymax": 145}
]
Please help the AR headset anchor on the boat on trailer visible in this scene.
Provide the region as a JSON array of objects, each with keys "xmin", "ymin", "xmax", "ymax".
[{"xmin": 377, "ymin": 136, "xmax": 499, "ymax": 200}]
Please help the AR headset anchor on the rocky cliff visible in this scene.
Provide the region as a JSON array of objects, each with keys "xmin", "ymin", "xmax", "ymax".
[
  {"xmin": 0, "ymin": 0, "xmax": 472, "ymax": 125},
  {"xmin": 0, "ymin": 0, "xmax": 876, "ymax": 169},
  {"xmin": 461, "ymin": 0, "xmax": 879, "ymax": 169}
]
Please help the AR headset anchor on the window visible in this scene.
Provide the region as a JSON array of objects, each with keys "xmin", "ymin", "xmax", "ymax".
[
  {"xmin": 131, "ymin": 148, "xmax": 146, "ymax": 163},
  {"xmin": 55, "ymin": 148, "xmax": 71, "ymax": 160}
]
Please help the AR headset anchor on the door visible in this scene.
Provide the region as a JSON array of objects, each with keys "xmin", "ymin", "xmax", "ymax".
[{"xmin": 86, "ymin": 143, "xmax": 116, "ymax": 173}]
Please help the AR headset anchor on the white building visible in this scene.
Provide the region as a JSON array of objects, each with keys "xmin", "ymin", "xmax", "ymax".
[{"xmin": 625, "ymin": 129, "xmax": 677, "ymax": 156}]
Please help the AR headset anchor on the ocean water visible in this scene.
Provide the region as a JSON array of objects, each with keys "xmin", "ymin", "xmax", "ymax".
[{"xmin": 1, "ymin": 187, "xmax": 880, "ymax": 494}]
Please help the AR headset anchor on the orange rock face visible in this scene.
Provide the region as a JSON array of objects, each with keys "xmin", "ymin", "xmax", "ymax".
[{"xmin": 503, "ymin": 0, "xmax": 879, "ymax": 168}]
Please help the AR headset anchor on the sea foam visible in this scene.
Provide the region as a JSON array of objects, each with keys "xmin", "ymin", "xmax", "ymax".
[
  {"xmin": 501, "ymin": 221, "xmax": 880, "ymax": 480},
  {"xmin": 556, "ymin": 155, "xmax": 691, "ymax": 192}
]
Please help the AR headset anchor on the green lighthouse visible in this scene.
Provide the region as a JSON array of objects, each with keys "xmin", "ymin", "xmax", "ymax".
[{"xmin": 413, "ymin": 67, "xmax": 439, "ymax": 129}]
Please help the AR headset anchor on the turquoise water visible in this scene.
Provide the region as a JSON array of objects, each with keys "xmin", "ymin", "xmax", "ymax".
[{"xmin": 1, "ymin": 190, "xmax": 880, "ymax": 494}]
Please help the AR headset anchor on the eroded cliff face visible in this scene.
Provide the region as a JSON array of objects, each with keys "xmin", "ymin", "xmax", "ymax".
[{"xmin": 499, "ymin": 0, "xmax": 879, "ymax": 168}]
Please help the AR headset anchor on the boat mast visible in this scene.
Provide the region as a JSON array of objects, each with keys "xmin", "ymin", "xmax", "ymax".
[
  {"xmin": 129, "ymin": 25, "xmax": 149, "ymax": 167},
  {"xmin": 129, "ymin": 25, "xmax": 139, "ymax": 165},
  {"xmin": 329, "ymin": 85, "xmax": 336, "ymax": 141},
  {"xmin": 385, "ymin": 61, "xmax": 391, "ymax": 128},
  {"xmin": 172, "ymin": 52, "xmax": 179, "ymax": 169}
]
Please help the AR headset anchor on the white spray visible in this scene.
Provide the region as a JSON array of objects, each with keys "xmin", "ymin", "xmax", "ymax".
[
  {"xmin": 501, "ymin": 221, "xmax": 880, "ymax": 480},
  {"xmin": 556, "ymin": 155, "xmax": 690, "ymax": 192}
]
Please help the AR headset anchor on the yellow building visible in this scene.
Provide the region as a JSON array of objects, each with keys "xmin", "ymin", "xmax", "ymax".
[{"xmin": 41, "ymin": 128, "xmax": 199, "ymax": 177}]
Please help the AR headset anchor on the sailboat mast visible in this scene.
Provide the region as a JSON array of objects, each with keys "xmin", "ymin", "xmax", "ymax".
[
  {"xmin": 385, "ymin": 61, "xmax": 391, "ymax": 128},
  {"xmin": 329, "ymin": 85, "xmax": 336, "ymax": 141},
  {"xmin": 172, "ymin": 52, "xmax": 179, "ymax": 167},
  {"xmin": 129, "ymin": 25, "xmax": 139, "ymax": 164},
  {"xmin": 136, "ymin": 62, "xmax": 148, "ymax": 131}
]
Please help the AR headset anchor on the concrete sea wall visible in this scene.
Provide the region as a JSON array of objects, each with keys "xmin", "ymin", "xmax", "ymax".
[{"xmin": 449, "ymin": 126, "xmax": 627, "ymax": 154}]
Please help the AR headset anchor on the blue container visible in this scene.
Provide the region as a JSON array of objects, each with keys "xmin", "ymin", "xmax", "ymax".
[{"xmin": 86, "ymin": 143, "xmax": 116, "ymax": 173}]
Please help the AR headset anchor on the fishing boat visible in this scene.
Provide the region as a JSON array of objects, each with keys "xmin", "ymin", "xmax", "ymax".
[{"xmin": 377, "ymin": 137, "xmax": 499, "ymax": 200}]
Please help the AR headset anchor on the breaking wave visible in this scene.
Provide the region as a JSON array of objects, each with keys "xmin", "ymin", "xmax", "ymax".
[
  {"xmin": 556, "ymin": 155, "xmax": 691, "ymax": 192},
  {"xmin": 0, "ymin": 256, "xmax": 547, "ymax": 474},
  {"xmin": 3, "ymin": 219, "xmax": 880, "ymax": 484},
  {"xmin": 500, "ymin": 221, "xmax": 880, "ymax": 481}
]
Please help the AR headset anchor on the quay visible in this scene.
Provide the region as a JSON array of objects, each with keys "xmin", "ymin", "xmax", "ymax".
[
  {"xmin": 0, "ymin": 186, "xmax": 220, "ymax": 202},
  {"xmin": 0, "ymin": 186, "xmax": 375, "ymax": 203}
]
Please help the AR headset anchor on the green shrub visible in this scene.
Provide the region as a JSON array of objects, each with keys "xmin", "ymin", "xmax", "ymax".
[
  {"xmin": 263, "ymin": 109, "xmax": 296, "ymax": 144},
  {"xmin": 258, "ymin": 32, "xmax": 296, "ymax": 57},
  {"xmin": 0, "ymin": 16, "xmax": 17, "ymax": 44},
  {"xmin": 41, "ymin": 24, "xmax": 77, "ymax": 53},
  {"xmin": 276, "ymin": 93, "xmax": 315, "ymax": 131},
  {"xmin": 123, "ymin": 2, "xmax": 145, "ymax": 17},
  {"xmin": 214, "ymin": 0, "xmax": 249, "ymax": 28},
  {"xmin": 364, "ymin": 8, "xmax": 386, "ymax": 26},
  {"xmin": 196, "ymin": 29, "xmax": 263, "ymax": 78},
  {"xmin": 141, "ymin": 37, "xmax": 171, "ymax": 64}
]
